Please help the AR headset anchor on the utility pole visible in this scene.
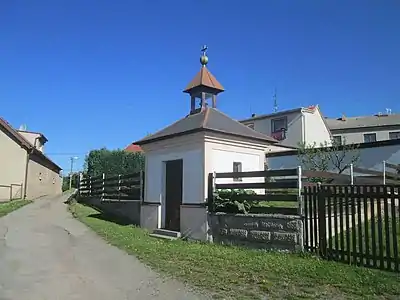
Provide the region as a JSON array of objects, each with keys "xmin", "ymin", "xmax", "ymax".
[{"xmin": 69, "ymin": 156, "xmax": 78, "ymax": 190}]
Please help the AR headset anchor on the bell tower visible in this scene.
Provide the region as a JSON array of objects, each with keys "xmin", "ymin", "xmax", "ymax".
[{"xmin": 183, "ymin": 46, "xmax": 225, "ymax": 114}]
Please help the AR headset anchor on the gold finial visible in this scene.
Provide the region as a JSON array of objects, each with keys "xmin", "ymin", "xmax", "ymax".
[{"xmin": 200, "ymin": 45, "xmax": 208, "ymax": 66}]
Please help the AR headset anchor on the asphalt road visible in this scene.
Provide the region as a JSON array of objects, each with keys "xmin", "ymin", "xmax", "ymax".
[{"xmin": 0, "ymin": 194, "xmax": 208, "ymax": 300}]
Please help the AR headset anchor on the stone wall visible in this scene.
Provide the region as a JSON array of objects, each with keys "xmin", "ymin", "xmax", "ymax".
[
  {"xmin": 80, "ymin": 196, "xmax": 141, "ymax": 225},
  {"xmin": 209, "ymin": 213, "xmax": 303, "ymax": 252}
]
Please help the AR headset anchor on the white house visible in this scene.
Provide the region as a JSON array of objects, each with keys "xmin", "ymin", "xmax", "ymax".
[
  {"xmin": 240, "ymin": 106, "xmax": 332, "ymax": 148},
  {"xmin": 135, "ymin": 50, "xmax": 291, "ymax": 240},
  {"xmin": 326, "ymin": 111, "xmax": 400, "ymax": 145}
]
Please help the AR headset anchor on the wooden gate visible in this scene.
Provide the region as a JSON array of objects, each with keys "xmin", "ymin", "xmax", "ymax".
[{"xmin": 303, "ymin": 185, "xmax": 400, "ymax": 272}]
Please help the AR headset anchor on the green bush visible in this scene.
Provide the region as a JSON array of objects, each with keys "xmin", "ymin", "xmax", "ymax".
[
  {"xmin": 211, "ymin": 189, "xmax": 257, "ymax": 214},
  {"xmin": 62, "ymin": 174, "xmax": 79, "ymax": 191}
]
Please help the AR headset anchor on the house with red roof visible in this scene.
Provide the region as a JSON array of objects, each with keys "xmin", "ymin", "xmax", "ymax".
[{"xmin": 125, "ymin": 144, "xmax": 143, "ymax": 153}]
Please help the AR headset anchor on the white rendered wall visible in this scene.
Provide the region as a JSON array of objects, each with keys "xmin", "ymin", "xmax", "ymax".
[
  {"xmin": 204, "ymin": 133, "xmax": 269, "ymax": 197},
  {"xmin": 141, "ymin": 134, "xmax": 205, "ymax": 228}
]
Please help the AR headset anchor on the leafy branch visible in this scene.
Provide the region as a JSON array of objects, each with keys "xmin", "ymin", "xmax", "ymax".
[{"xmin": 297, "ymin": 138, "xmax": 360, "ymax": 183}]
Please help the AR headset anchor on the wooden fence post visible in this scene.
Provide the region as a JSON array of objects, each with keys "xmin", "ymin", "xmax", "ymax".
[
  {"xmin": 297, "ymin": 166, "xmax": 303, "ymax": 216},
  {"xmin": 102, "ymin": 173, "xmax": 106, "ymax": 200},
  {"xmin": 317, "ymin": 183, "xmax": 327, "ymax": 258},
  {"xmin": 118, "ymin": 174, "xmax": 121, "ymax": 201},
  {"xmin": 207, "ymin": 173, "xmax": 215, "ymax": 212},
  {"xmin": 297, "ymin": 166, "xmax": 305, "ymax": 252},
  {"xmin": 79, "ymin": 173, "xmax": 83, "ymax": 197},
  {"xmin": 89, "ymin": 176, "xmax": 92, "ymax": 197}
]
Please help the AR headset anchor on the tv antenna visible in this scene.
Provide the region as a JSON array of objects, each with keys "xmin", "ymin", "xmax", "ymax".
[{"xmin": 273, "ymin": 88, "xmax": 278, "ymax": 112}]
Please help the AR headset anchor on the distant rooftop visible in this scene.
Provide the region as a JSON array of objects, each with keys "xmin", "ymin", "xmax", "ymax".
[
  {"xmin": 326, "ymin": 113, "xmax": 400, "ymax": 130},
  {"xmin": 17, "ymin": 129, "xmax": 48, "ymax": 143},
  {"xmin": 125, "ymin": 144, "xmax": 143, "ymax": 152},
  {"xmin": 240, "ymin": 105, "xmax": 318, "ymax": 122}
]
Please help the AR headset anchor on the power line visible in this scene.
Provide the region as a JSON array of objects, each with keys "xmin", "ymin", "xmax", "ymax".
[{"xmin": 45, "ymin": 153, "xmax": 87, "ymax": 156}]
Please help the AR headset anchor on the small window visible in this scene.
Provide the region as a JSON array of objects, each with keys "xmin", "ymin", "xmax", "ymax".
[
  {"xmin": 271, "ymin": 117, "xmax": 287, "ymax": 133},
  {"xmin": 332, "ymin": 136, "xmax": 342, "ymax": 145},
  {"xmin": 389, "ymin": 131, "xmax": 400, "ymax": 140},
  {"xmin": 233, "ymin": 162, "xmax": 242, "ymax": 182},
  {"xmin": 364, "ymin": 133, "xmax": 376, "ymax": 143},
  {"xmin": 247, "ymin": 123, "xmax": 255, "ymax": 129}
]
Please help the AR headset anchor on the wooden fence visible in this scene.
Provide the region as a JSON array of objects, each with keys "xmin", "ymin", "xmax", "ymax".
[
  {"xmin": 353, "ymin": 162, "xmax": 400, "ymax": 185},
  {"xmin": 304, "ymin": 184, "xmax": 399, "ymax": 272},
  {"xmin": 207, "ymin": 167, "xmax": 302, "ymax": 215},
  {"xmin": 78, "ymin": 171, "xmax": 144, "ymax": 201}
]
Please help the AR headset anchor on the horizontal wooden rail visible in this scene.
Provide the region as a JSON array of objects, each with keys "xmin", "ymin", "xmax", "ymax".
[
  {"xmin": 216, "ymin": 180, "xmax": 298, "ymax": 190},
  {"xmin": 225, "ymin": 193, "xmax": 298, "ymax": 202},
  {"xmin": 385, "ymin": 162, "xmax": 400, "ymax": 171},
  {"xmin": 353, "ymin": 167, "xmax": 399, "ymax": 180},
  {"xmin": 249, "ymin": 206, "xmax": 298, "ymax": 215},
  {"xmin": 215, "ymin": 168, "xmax": 298, "ymax": 179}
]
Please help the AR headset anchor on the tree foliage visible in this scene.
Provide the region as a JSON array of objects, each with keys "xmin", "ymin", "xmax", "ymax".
[
  {"xmin": 297, "ymin": 139, "xmax": 360, "ymax": 182},
  {"xmin": 62, "ymin": 173, "xmax": 79, "ymax": 191},
  {"xmin": 84, "ymin": 148, "xmax": 145, "ymax": 177}
]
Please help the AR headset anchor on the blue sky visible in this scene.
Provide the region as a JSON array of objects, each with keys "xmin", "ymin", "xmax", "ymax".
[{"xmin": 1, "ymin": 1, "xmax": 399, "ymax": 172}]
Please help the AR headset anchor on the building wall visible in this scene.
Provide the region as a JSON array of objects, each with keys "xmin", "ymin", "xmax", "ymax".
[
  {"xmin": 266, "ymin": 142, "xmax": 400, "ymax": 176},
  {"xmin": 141, "ymin": 133, "xmax": 205, "ymax": 228},
  {"xmin": 17, "ymin": 131, "xmax": 45, "ymax": 152},
  {"xmin": 26, "ymin": 153, "xmax": 62, "ymax": 199},
  {"xmin": 0, "ymin": 128, "xmax": 26, "ymax": 200},
  {"xmin": 204, "ymin": 132, "xmax": 271, "ymax": 197},
  {"xmin": 304, "ymin": 109, "xmax": 332, "ymax": 146},
  {"xmin": 242, "ymin": 111, "xmax": 303, "ymax": 147},
  {"xmin": 332, "ymin": 128, "xmax": 399, "ymax": 144}
]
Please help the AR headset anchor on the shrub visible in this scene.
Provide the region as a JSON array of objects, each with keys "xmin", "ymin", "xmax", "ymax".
[{"xmin": 211, "ymin": 189, "xmax": 257, "ymax": 214}]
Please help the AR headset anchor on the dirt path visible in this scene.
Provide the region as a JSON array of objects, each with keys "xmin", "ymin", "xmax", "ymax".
[{"xmin": 0, "ymin": 194, "xmax": 207, "ymax": 300}]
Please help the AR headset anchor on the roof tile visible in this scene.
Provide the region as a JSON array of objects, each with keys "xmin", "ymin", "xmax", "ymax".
[
  {"xmin": 184, "ymin": 66, "xmax": 224, "ymax": 93},
  {"xmin": 135, "ymin": 108, "xmax": 278, "ymax": 145}
]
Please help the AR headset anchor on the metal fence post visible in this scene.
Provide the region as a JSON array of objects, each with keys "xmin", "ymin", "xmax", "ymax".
[
  {"xmin": 383, "ymin": 161, "xmax": 386, "ymax": 185},
  {"xmin": 350, "ymin": 163, "xmax": 354, "ymax": 185}
]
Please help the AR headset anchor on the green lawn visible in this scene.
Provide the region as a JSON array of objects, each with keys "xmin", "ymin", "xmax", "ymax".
[
  {"xmin": 0, "ymin": 199, "xmax": 32, "ymax": 217},
  {"xmin": 70, "ymin": 202, "xmax": 400, "ymax": 300},
  {"xmin": 329, "ymin": 215, "xmax": 400, "ymax": 269},
  {"xmin": 257, "ymin": 200, "xmax": 298, "ymax": 208}
]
